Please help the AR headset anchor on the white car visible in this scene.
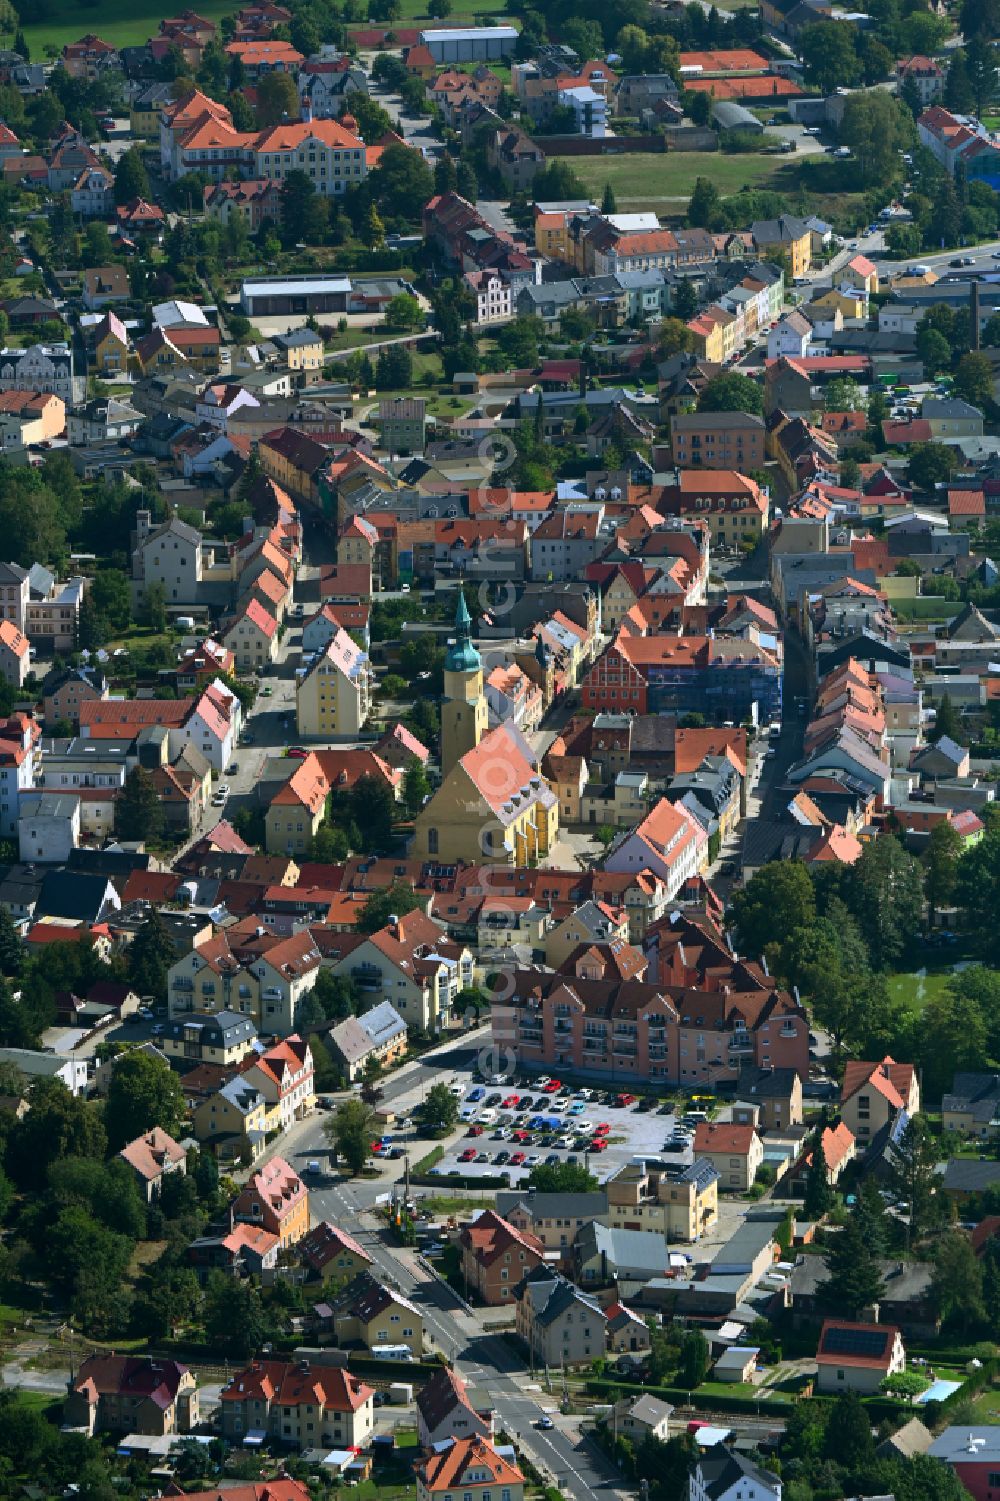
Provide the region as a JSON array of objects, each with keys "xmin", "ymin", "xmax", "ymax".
[
  {"xmin": 216, "ymin": 783, "xmax": 230, "ymax": 798},
  {"xmin": 535, "ymin": 1076, "xmax": 552, "ymax": 1088}
]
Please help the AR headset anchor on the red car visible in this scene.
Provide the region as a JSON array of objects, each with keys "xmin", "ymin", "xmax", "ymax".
[
  {"xmin": 287, "ymin": 747, "xmax": 309, "ymax": 759},
  {"xmin": 459, "ymin": 1147, "xmax": 477, "ymax": 1162},
  {"xmin": 589, "ymin": 1138, "xmax": 607, "ymax": 1152},
  {"xmin": 616, "ymin": 1093, "xmax": 637, "ymax": 1108},
  {"xmin": 503, "ymin": 1094, "xmax": 520, "ymax": 1108},
  {"xmin": 466, "ymin": 1124, "xmax": 484, "ymax": 1137},
  {"xmin": 543, "ymin": 1079, "xmax": 562, "ymax": 1094},
  {"xmin": 513, "ymin": 1129, "xmax": 531, "ymax": 1143},
  {"xmin": 510, "ymin": 1150, "xmax": 526, "ymax": 1166},
  {"xmin": 593, "ymin": 1122, "xmax": 610, "ymax": 1136}
]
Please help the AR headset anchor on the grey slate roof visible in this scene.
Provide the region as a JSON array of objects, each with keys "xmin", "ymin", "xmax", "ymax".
[
  {"xmin": 517, "ymin": 1265, "xmax": 604, "ymax": 1327},
  {"xmin": 693, "ymin": 1448, "xmax": 781, "ymax": 1501},
  {"xmin": 164, "ymin": 1011, "xmax": 257, "ymax": 1048},
  {"xmin": 942, "ymin": 1072, "xmax": 1000, "ymax": 1124},
  {"xmin": 496, "ymin": 1189, "xmax": 606, "ymax": 1221},
  {"xmin": 942, "ymin": 1158, "xmax": 1000, "ymax": 1192}
]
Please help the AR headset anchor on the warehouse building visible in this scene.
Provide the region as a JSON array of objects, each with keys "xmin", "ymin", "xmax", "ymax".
[
  {"xmin": 419, "ymin": 26, "xmax": 518, "ymax": 62},
  {"xmin": 240, "ymin": 275, "xmax": 353, "ymax": 317}
]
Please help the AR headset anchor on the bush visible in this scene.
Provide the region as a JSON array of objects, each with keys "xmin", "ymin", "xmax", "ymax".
[{"xmin": 720, "ymin": 128, "xmax": 767, "ymax": 153}]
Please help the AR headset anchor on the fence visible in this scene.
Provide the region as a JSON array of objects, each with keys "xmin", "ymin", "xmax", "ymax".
[{"xmin": 539, "ymin": 135, "xmax": 667, "ymax": 158}]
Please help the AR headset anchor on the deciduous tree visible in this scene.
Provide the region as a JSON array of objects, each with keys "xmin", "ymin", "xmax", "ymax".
[
  {"xmin": 421, "ymin": 1083, "xmax": 459, "ymax": 1134},
  {"xmin": 838, "ymin": 90, "xmax": 913, "ymax": 188},
  {"xmin": 924, "ymin": 817, "xmax": 962, "ymax": 916},
  {"xmin": 697, "ymin": 371, "xmax": 763, "ymax": 415},
  {"xmin": 358, "ymin": 880, "xmax": 423, "ymax": 933},
  {"xmin": 105, "ymin": 1051, "xmax": 186, "ymax": 1150},
  {"xmin": 801, "ymin": 22, "xmax": 862, "ymax": 94},
  {"xmin": 255, "ymin": 70, "xmax": 299, "ymax": 128},
  {"xmin": 730, "ymin": 860, "xmax": 815, "ymax": 958},
  {"xmin": 954, "ymin": 350, "xmax": 994, "ymax": 409},
  {"xmin": 325, "ymin": 1097, "xmax": 376, "ymax": 1175},
  {"xmin": 844, "ymin": 835, "xmax": 923, "ymax": 969}
]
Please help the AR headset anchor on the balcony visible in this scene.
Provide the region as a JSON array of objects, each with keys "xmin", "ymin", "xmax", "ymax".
[
  {"xmin": 262, "ymin": 987, "xmax": 282, "ymax": 1001},
  {"xmin": 173, "ymin": 978, "xmax": 193, "ymax": 992}
]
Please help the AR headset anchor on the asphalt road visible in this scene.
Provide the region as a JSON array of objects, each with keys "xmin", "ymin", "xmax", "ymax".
[
  {"xmin": 308, "ymin": 1176, "xmax": 630, "ymax": 1501},
  {"xmin": 738, "ymin": 627, "xmax": 811, "ymax": 874}
]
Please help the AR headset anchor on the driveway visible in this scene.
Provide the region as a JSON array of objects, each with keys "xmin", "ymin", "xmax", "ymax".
[{"xmin": 369, "ymin": 82, "xmax": 441, "ymax": 160}]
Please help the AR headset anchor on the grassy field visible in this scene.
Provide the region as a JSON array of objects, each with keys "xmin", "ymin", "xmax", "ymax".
[
  {"xmin": 21, "ymin": 0, "xmax": 234, "ymax": 55},
  {"xmin": 546, "ymin": 151, "xmax": 786, "ymax": 207},
  {"xmin": 887, "ymin": 969, "xmax": 955, "ymax": 1014},
  {"xmin": 549, "ymin": 149, "xmax": 870, "ymax": 228},
  {"xmin": 350, "ymin": 0, "xmax": 508, "ymax": 27}
]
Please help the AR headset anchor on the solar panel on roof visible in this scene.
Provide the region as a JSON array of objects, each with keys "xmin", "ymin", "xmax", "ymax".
[{"xmin": 822, "ymin": 1326, "xmax": 888, "ymax": 1357}]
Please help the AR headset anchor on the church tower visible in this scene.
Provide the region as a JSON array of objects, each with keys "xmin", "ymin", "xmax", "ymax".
[{"xmin": 441, "ymin": 591, "xmax": 487, "ymax": 776}]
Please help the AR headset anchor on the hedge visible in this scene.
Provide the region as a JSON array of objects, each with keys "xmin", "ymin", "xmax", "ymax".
[
  {"xmin": 584, "ymin": 1376, "xmax": 794, "ymax": 1418},
  {"xmin": 585, "ymin": 1377, "xmax": 922, "ymax": 1424},
  {"xmin": 347, "ymin": 1353, "xmax": 442, "ymax": 1384},
  {"xmin": 412, "ymin": 1168, "xmax": 511, "ymax": 1191}
]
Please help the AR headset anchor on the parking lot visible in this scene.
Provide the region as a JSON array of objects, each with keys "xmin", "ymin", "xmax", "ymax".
[{"xmin": 423, "ymin": 1077, "xmax": 716, "ymax": 1186}]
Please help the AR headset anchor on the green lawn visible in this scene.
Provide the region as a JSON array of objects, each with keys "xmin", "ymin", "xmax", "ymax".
[
  {"xmin": 887, "ymin": 969, "xmax": 955, "ymax": 1015},
  {"xmin": 349, "ymin": 0, "xmax": 509, "ymax": 26},
  {"xmin": 969, "ymin": 1384, "xmax": 1000, "ymax": 1421},
  {"xmin": 21, "ymin": 0, "xmax": 235, "ymax": 54},
  {"xmin": 546, "ymin": 151, "xmax": 785, "ymax": 207}
]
